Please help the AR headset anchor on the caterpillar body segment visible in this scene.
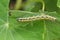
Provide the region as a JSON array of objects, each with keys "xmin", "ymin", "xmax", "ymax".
[{"xmin": 17, "ymin": 14, "xmax": 56, "ymax": 22}]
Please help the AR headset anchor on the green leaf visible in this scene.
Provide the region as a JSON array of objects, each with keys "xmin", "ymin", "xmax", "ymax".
[
  {"xmin": 23, "ymin": 0, "xmax": 42, "ymax": 12},
  {"xmin": 9, "ymin": 10, "xmax": 60, "ymax": 40},
  {"xmin": 44, "ymin": 0, "xmax": 58, "ymax": 11},
  {"xmin": 27, "ymin": 0, "xmax": 43, "ymax": 2},
  {"xmin": 24, "ymin": 2, "xmax": 42, "ymax": 12},
  {"xmin": 57, "ymin": 0, "xmax": 60, "ymax": 8},
  {"xmin": 0, "ymin": 0, "xmax": 9, "ymax": 40},
  {"xmin": 0, "ymin": 0, "xmax": 60, "ymax": 40}
]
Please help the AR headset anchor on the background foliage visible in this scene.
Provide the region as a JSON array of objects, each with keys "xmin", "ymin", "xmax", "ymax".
[{"xmin": 0, "ymin": 0, "xmax": 60, "ymax": 40}]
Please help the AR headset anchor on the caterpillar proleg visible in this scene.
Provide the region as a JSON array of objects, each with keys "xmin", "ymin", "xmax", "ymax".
[{"xmin": 17, "ymin": 14, "xmax": 56, "ymax": 22}]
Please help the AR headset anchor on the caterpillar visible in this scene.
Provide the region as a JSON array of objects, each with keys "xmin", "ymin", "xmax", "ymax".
[{"xmin": 17, "ymin": 14, "xmax": 56, "ymax": 22}]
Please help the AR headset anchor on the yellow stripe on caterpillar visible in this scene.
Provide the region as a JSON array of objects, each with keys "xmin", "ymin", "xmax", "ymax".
[{"xmin": 17, "ymin": 14, "xmax": 56, "ymax": 22}]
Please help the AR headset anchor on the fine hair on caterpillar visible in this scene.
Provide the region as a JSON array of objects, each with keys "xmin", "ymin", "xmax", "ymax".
[{"xmin": 17, "ymin": 14, "xmax": 56, "ymax": 22}]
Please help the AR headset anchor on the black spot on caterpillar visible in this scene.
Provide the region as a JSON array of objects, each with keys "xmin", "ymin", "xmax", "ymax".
[{"xmin": 17, "ymin": 14, "xmax": 56, "ymax": 22}]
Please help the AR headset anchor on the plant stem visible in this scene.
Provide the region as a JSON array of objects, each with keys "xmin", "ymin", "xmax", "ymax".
[
  {"xmin": 14, "ymin": 0, "xmax": 22, "ymax": 10},
  {"xmin": 39, "ymin": 0, "xmax": 45, "ymax": 14},
  {"xmin": 42, "ymin": 21, "xmax": 46, "ymax": 40},
  {"xmin": 42, "ymin": 1, "xmax": 45, "ymax": 12}
]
